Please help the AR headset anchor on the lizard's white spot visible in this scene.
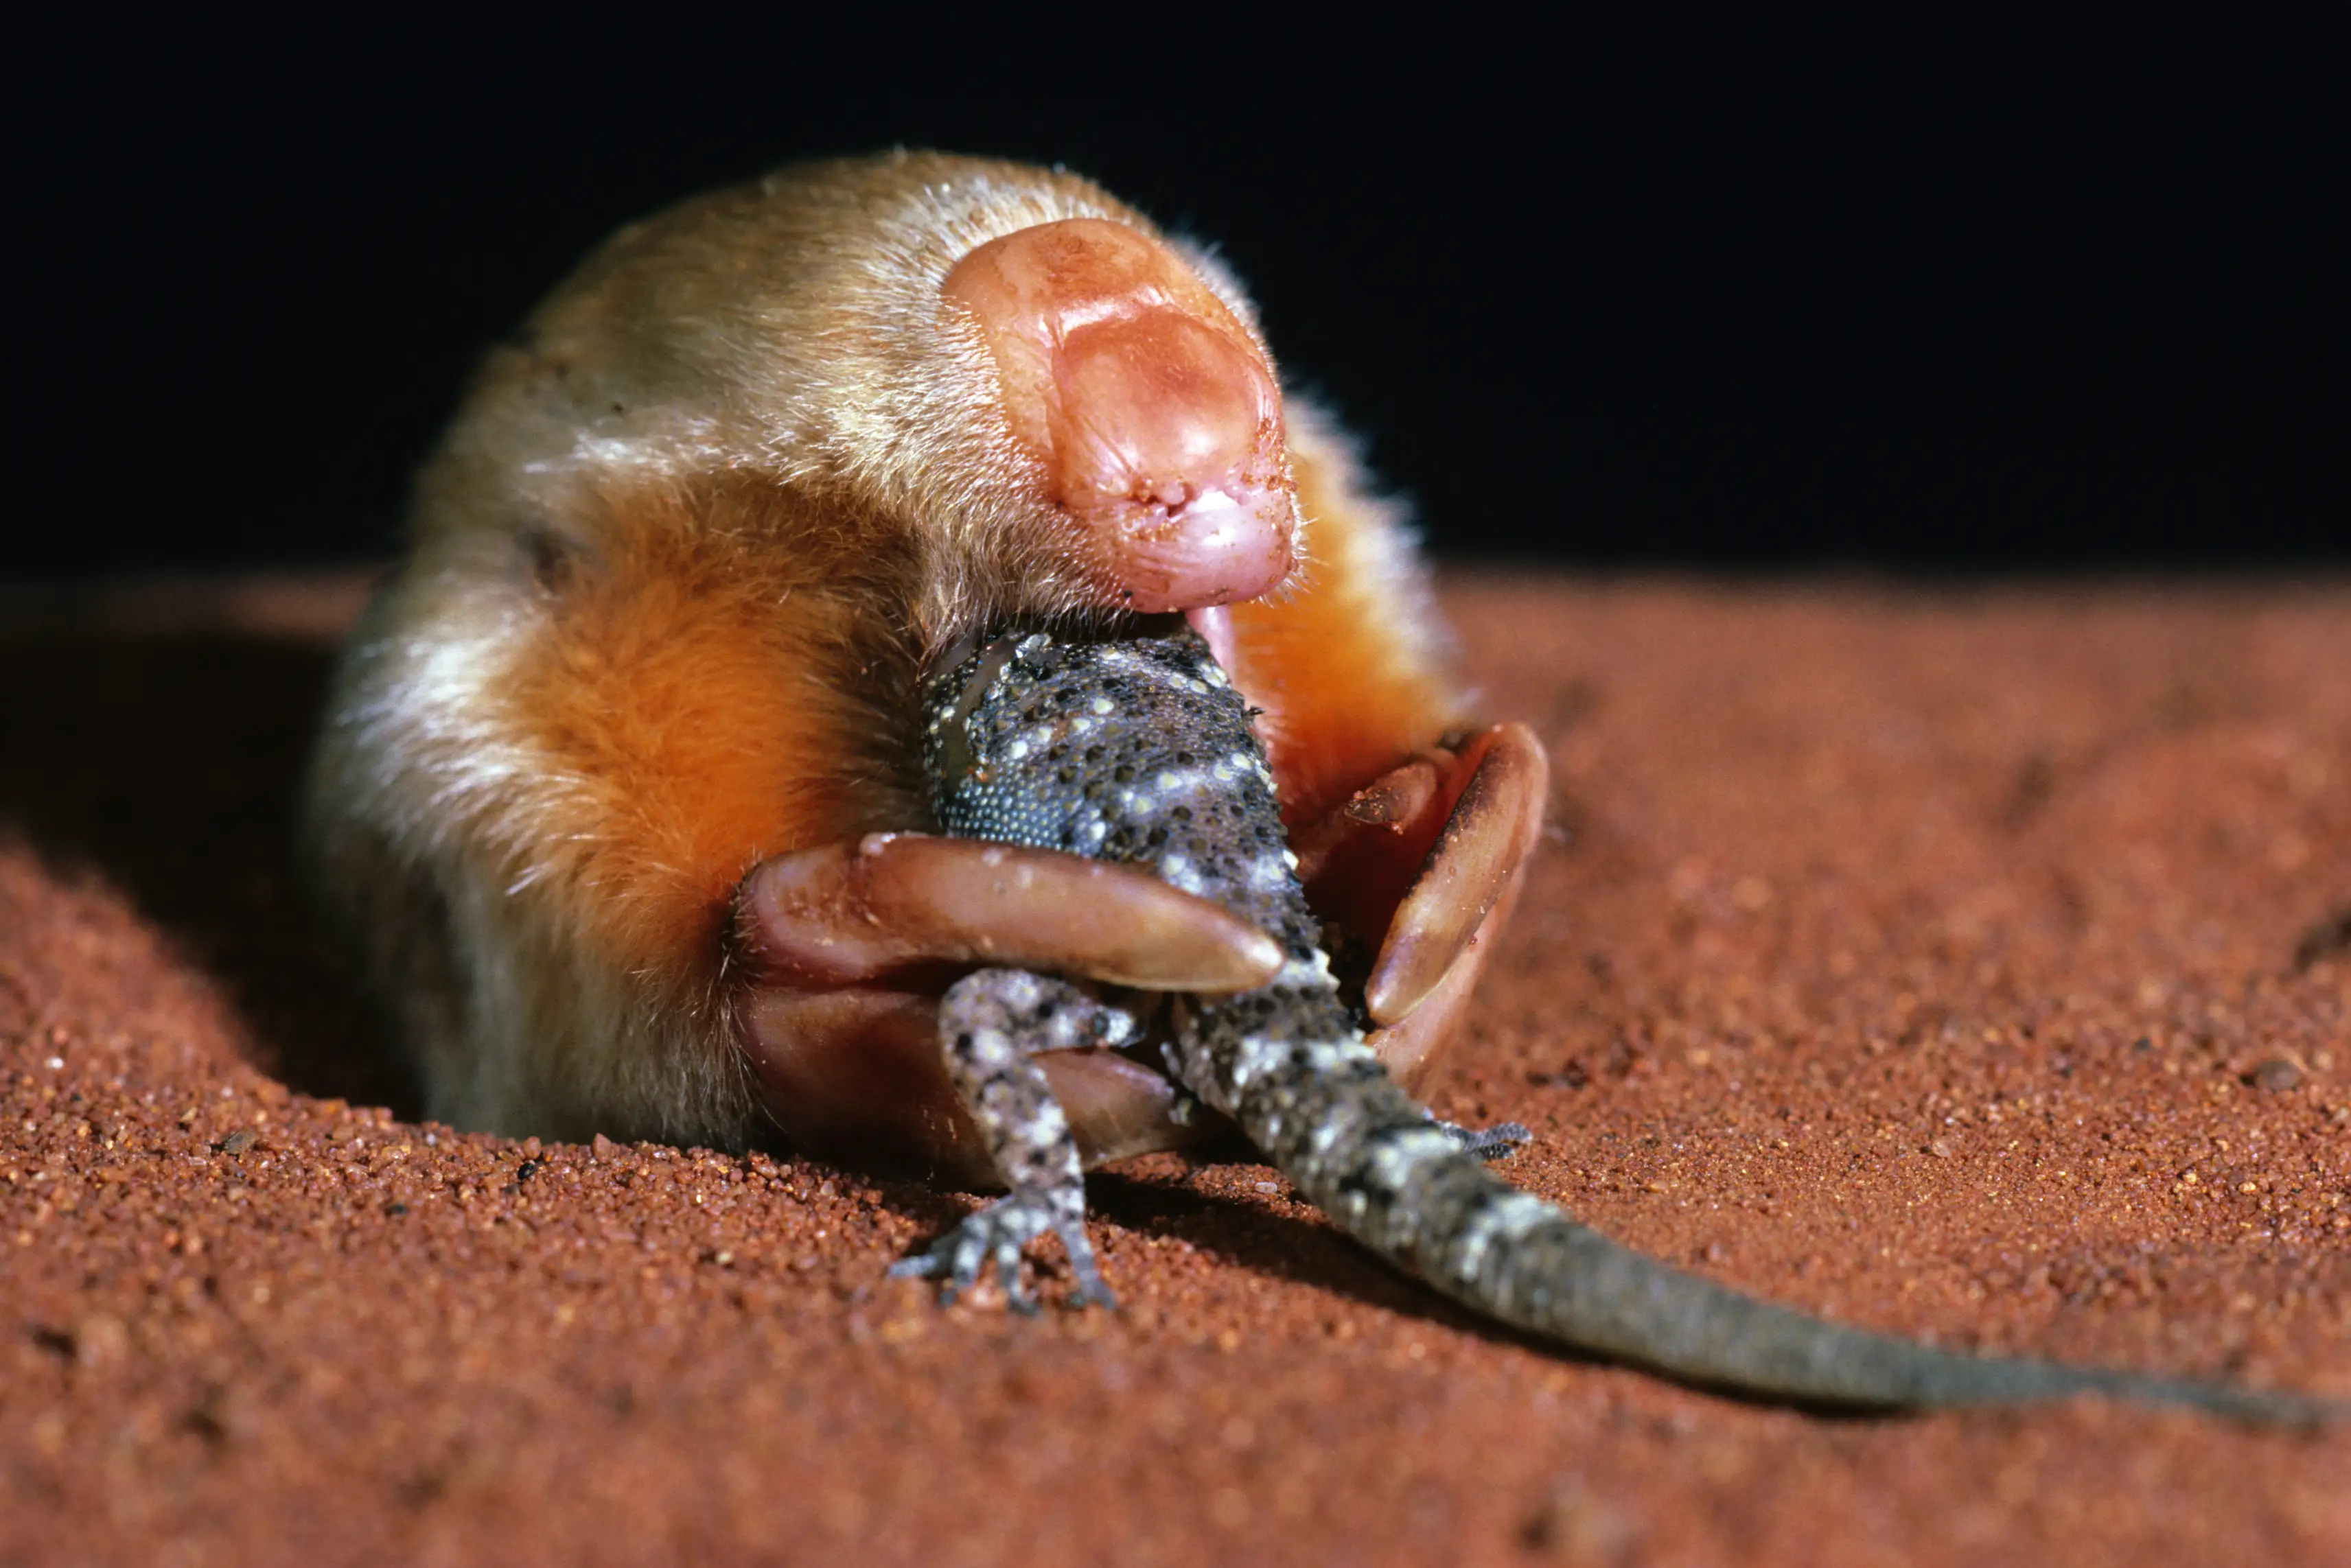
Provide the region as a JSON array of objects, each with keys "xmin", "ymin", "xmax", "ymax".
[
  {"xmin": 1449, "ymin": 1193, "xmax": 1555, "ymax": 1280},
  {"xmin": 1275, "ymin": 957, "xmax": 1331, "ymax": 987},
  {"xmin": 1365, "ymin": 1127, "xmax": 1457, "ymax": 1191}
]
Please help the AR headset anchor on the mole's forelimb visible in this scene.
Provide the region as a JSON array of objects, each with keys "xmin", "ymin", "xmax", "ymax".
[{"xmin": 905, "ymin": 627, "xmax": 2342, "ymax": 1425}]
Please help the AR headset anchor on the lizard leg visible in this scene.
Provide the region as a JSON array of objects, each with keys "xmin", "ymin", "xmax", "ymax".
[{"xmin": 888, "ymin": 969, "xmax": 1137, "ymax": 1311}]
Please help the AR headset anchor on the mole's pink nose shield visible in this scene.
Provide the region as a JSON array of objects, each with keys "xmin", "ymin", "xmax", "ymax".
[{"xmin": 944, "ymin": 218, "xmax": 1296, "ymax": 612}]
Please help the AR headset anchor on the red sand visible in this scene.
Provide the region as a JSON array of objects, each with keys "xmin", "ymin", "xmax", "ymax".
[{"xmin": 3, "ymin": 572, "xmax": 2347, "ymax": 1567}]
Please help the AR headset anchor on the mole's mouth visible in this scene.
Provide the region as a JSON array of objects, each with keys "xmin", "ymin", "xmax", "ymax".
[
  {"xmin": 1182, "ymin": 605, "xmax": 1238, "ymax": 670},
  {"xmin": 920, "ymin": 609, "xmax": 1201, "ymax": 696}
]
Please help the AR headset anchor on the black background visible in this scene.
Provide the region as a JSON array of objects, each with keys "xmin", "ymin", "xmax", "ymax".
[{"xmin": 13, "ymin": 13, "xmax": 2344, "ymax": 579}]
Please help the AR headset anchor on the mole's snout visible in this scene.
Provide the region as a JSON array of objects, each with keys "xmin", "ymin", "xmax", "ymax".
[{"xmin": 944, "ymin": 217, "xmax": 1296, "ymax": 612}]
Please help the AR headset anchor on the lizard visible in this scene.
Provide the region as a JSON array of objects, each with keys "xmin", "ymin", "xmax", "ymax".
[{"xmin": 894, "ymin": 620, "xmax": 2339, "ymax": 1422}]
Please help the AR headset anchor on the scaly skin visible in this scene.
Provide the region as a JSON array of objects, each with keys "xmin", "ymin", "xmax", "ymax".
[{"xmin": 896, "ymin": 625, "xmax": 2341, "ymax": 1423}]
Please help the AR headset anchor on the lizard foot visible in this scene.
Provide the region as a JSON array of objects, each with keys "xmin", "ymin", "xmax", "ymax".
[
  {"xmin": 890, "ymin": 1192, "xmax": 1116, "ymax": 1312},
  {"xmin": 1437, "ymin": 1118, "xmax": 1533, "ymax": 1162},
  {"xmin": 889, "ymin": 969, "xmax": 1133, "ymax": 1310}
]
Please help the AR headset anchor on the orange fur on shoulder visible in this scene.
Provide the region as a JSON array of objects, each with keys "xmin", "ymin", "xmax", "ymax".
[{"xmin": 499, "ymin": 479, "xmax": 921, "ymax": 998}]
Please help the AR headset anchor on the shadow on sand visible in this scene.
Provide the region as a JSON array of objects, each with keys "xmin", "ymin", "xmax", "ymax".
[{"xmin": 0, "ymin": 583, "xmax": 415, "ymax": 1113}]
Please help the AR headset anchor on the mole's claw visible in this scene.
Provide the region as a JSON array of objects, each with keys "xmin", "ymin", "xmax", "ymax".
[
  {"xmin": 743, "ymin": 832, "xmax": 1282, "ymax": 994},
  {"xmin": 1365, "ymin": 723, "xmax": 1547, "ymax": 1026}
]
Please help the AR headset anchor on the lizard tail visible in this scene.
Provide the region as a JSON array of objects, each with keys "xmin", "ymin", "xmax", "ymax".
[{"xmin": 1253, "ymin": 1069, "xmax": 2338, "ymax": 1423}]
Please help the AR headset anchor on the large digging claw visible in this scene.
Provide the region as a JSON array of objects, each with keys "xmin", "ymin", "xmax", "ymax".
[
  {"xmin": 1365, "ymin": 723, "xmax": 1549, "ymax": 1027},
  {"xmin": 890, "ymin": 1194, "xmax": 1116, "ymax": 1312}
]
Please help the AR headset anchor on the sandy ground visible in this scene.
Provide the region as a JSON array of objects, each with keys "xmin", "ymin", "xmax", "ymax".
[{"xmin": 3, "ymin": 571, "xmax": 2348, "ymax": 1567}]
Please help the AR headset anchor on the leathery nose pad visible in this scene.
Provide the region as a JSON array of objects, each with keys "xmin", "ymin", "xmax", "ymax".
[{"xmin": 942, "ymin": 218, "xmax": 1296, "ymax": 611}]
